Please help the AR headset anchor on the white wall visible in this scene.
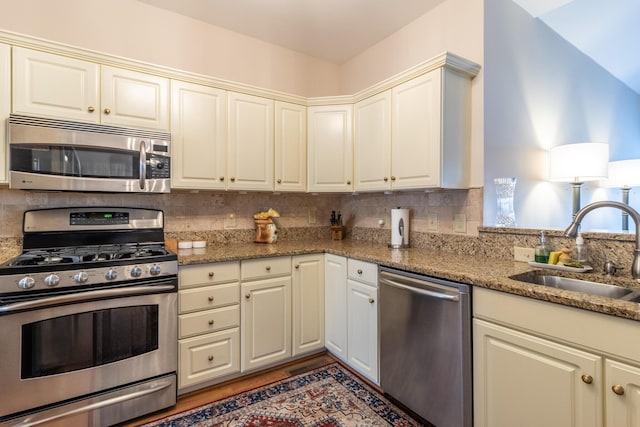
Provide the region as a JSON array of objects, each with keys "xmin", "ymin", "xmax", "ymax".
[
  {"xmin": 0, "ymin": 0, "xmax": 341, "ymax": 97},
  {"xmin": 484, "ymin": 0, "xmax": 640, "ymax": 231}
]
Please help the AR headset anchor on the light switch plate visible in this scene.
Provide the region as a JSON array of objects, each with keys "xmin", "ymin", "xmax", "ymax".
[
  {"xmin": 427, "ymin": 213, "xmax": 438, "ymax": 231},
  {"xmin": 453, "ymin": 213, "xmax": 466, "ymax": 233},
  {"xmin": 514, "ymin": 246, "xmax": 535, "ymax": 262}
]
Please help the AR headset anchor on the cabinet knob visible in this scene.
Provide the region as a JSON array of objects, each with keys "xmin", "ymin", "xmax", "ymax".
[
  {"xmin": 87, "ymin": 106, "xmax": 95, "ymax": 113},
  {"xmin": 245, "ymin": 293, "xmax": 251, "ymax": 299},
  {"xmin": 266, "ymin": 265, "xmax": 271, "ymax": 271},
  {"xmin": 208, "ymin": 296, "xmax": 214, "ymax": 302},
  {"xmin": 208, "ymin": 272, "xmax": 215, "ymax": 277},
  {"xmin": 277, "ymin": 179, "xmax": 282, "ymax": 184},
  {"xmin": 208, "ymin": 355, "xmax": 214, "ymax": 361},
  {"xmin": 391, "ymin": 176, "xmax": 396, "ymax": 181},
  {"xmin": 581, "ymin": 374, "xmax": 593, "ymax": 384},
  {"xmin": 369, "ymin": 298, "xmax": 375, "ymax": 304},
  {"xmin": 230, "ymin": 177, "xmax": 236, "ymax": 182},
  {"xmin": 295, "ymin": 264, "xmax": 300, "ymax": 269},
  {"xmin": 357, "ymin": 269, "xmax": 363, "ymax": 275},
  {"xmin": 347, "ymin": 180, "xmax": 351, "ymax": 185},
  {"xmin": 104, "ymin": 108, "xmax": 111, "ymax": 114},
  {"xmin": 383, "ymin": 177, "xmax": 388, "ymax": 182},
  {"xmin": 612, "ymin": 384, "xmax": 625, "ymax": 395},
  {"xmin": 220, "ymin": 176, "xmax": 225, "ymax": 182},
  {"xmin": 208, "ymin": 319, "xmax": 214, "ymax": 325}
]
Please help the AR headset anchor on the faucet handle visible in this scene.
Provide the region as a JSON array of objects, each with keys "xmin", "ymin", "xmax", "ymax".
[{"xmin": 604, "ymin": 261, "xmax": 622, "ymax": 276}]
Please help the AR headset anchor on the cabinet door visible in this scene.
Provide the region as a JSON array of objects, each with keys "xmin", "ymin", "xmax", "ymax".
[
  {"xmin": 228, "ymin": 92, "xmax": 274, "ymax": 191},
  {"xmin": 307, "ymin": 105, "xmax": 353, "ymax": 192},
  {"xmin": 241, "ymin": 276, "xmax": 291, "ymax": 372},
  {"xmin": 171, "ymin": 81, "xmax": 227, "ymax": 189},
  {"xmin": 292, "ymin": 254, "xmax": 324, "ymax": 356},
  {"xmin": 101, "ymin": 66, "xmax": 169, "ymax": 130},
  {"xmin": 354, "ymin": 91, "xmax": 391, "ymax": 191},
  {"xmin": 275, "ymin": 101, "xmax": 307, "ymax": 192},
  {"xmin": 324, "ymin": 254, "xmax": 347, "ymax": 361},
  {"xmin": 473, "ymin": 319, "xmax": 602, "ymax": 427},
  {"xmin": 12, "ymin": 47, "xmax": 100, "ymax": 123},
  {"xmin": 0, "ymin": 44, "xmax": 9, "ymax": 183},
  {"xmin": 391, "ymin": 69, "xmax": 442, "ymax": 189},
  {"xmin": 606, "ymin": 359, "xmax": 640, "ymax": 427},
  {"xmin": 347, "ymin": 279, "xmax": 379, "ymax": 384}
]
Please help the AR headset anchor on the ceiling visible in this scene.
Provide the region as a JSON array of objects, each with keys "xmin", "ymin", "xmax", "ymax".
[{"xmin": 139, "ymin": 0, "xmax": 639, "ymax": 94}]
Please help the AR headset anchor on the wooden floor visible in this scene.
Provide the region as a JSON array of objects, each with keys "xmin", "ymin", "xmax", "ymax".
[{"xmin": 121, "ymin": 353, "xmax": 338, "ymax": 426}]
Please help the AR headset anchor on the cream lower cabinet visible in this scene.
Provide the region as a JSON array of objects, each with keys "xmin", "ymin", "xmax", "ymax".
[
  {"xmin": 324, "ymin": 254, "xmax": 348, "ymax": 361},
  {"xmin": 178, "ymin": 261, "xmax": 241, "ymax": 390},
  {"xmin": 474, "ymin": 287, "xmax": 640, "ymax": 427},
  {"xmin": 0, "ymin": 43, "xmax": 9, "ymax": 183},
  {"xmin": 292, "ymin": 254, "xmax": 324, "ymax": 356},
  {"xmin": 171, "ymin": 80, "xmax": 227, "ymax": 190},
  {"xmin": 240, "ymin": 257, "xmax": 292, "ymax": 372}
]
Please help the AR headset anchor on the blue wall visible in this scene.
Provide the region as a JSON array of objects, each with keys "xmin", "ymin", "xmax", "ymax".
[{"xmin": 484, "ymin": 0, "xmax": 640, "ymax": 231}]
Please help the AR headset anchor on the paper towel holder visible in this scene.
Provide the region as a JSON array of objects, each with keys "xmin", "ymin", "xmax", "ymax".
[{"xmin": 388, "ymin": 207, "xmax": 411, "ymax": 249}]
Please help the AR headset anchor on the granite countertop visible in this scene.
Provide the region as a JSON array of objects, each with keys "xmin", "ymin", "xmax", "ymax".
[{"xmin": 177, "ymin": 239, "xmax": 640, "ymax": 322}]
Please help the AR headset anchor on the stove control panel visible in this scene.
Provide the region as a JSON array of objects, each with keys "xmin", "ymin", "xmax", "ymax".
[{"xmin": 2, "ymin": 261, "xmax": 178, "ymax": 293}]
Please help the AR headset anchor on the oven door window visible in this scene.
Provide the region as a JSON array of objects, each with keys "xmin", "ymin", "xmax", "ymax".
[
  {"xmin": 21, "ymin": 305, "xmax": 159, "ymax": 379},
  {"xmin": 11, "ymin": 145, "xmax": 138, "ymax": 179}
]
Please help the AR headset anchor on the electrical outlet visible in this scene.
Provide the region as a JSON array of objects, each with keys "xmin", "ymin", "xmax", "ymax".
[
  {"xmin": 427, "ymin": 213, "xmax": 438, "ymax": 231},
  {"xmin": 224, "ymin": 213, "xmax": 236, "ymax": 229},
  {"xmin": 453, "ymin": 214, "xmax": 466, "ymax": 233},
  {"xmin": 514, "ymin": 246, "xmax": 535, "ymax": 262},
  {"xmin": 308, "ymin": 207, "xmax": 317, "ymax": 224}
]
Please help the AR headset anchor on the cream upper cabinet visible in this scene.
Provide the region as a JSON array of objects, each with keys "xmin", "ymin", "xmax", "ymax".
[
  {"xmin": 274, "ymin": 101, "xmax": 307, "ymax": 192},
  {"xmin": 291, "ymin": 254, "xmax": 324, "ymax": 356},
  {"xmin": 12, "ymin": 47, "xmax": 100, "ymax": 123},
  {"xmin": 307, "ymin": 105, "xmax": 353, "ymax": 192},
  {"xmin": 100, "ymin": 66, "xmax": 169, "ymax": 130},
  {"xmin": 12, "ymin": 47, "xmax": 169, "ymax": 131},
  {"xmin": 474, "ymin": 319, "xmax": 601, "ymax": 427},
  {"xmin": 354, "ymin": 91, "xmax": 392, "ymax": 191},
  {"xmin": 0, "ymin": 44, "xmax": 10, "ymax": 183},
  {"xmin": 171, "ymin": 80, "xmax": 227, "ymax": 190},
  {"xmin": 391, "ymin": 68, "xmax": 471, "ymax": 189},
  {"xmin": 228, "ymin": 92, "xmax": 274, "ymax": 191},
  {"xmin": 606, "ymin": 359, "xmax": 640, "ymax": 427}
]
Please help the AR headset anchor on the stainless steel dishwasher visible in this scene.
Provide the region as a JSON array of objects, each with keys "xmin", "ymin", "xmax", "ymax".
[{"xmin": 379, "ymin": 267, "xmax": 472, "ymax": 427}]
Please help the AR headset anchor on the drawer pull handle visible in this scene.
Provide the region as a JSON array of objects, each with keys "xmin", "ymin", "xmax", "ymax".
[
  {"xmin": 266, "ymin": 266, "xmax": 271, "ymax": 271},
  {"xmin": 383, "ymin": 176, "xmax": 388, "ymax": 182},
  {"xmin": 369, "ymin": 298, "xmax": 375, "ymax": 304},
  {"xmin": 208, "ymin": 320, "xmax": 214, "ymax": 325},
  {"xmin": 87, "ymin": 106, "xmax": 95, "ymax": 112},
  {"xmin": 208, "ymin": 272, "xmax": 215, "ymax": 278},
  {"xmin": 220, "ymin": 176, "xmax": 225, "ymax": 182},
  {"xmin": 208, "ymin": 355, "xmax": 214, "ymax": 361},
  {"xmin": 208, "ymin": 296, "xmax": 214, "ymax": 302},
  {"xmin": 295, "ymin": 264, "xmax": 300, "ymax": 269},
  {"xmin": 104, "ymin": 108, "xmax": 111, "ymax": 114},
  {"xmin": 245, "ymin": 293, "xmax": 251, "ymax": 299},
  {"xmin": 612, "ymin": 385, "xmax": 625, "ymax": 396},
  {"xmin": 581, "ymin": 374, "xmax": 593, "ymax": 384},
  {"xmin": 357, "ymin": 269, "xmax": 363, "ymax": 275},
  {"xmin": 391, "ymin": 176, "xmax": 396, "ymax": 181}
]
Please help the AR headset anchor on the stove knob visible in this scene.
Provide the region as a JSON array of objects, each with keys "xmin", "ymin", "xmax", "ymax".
[
  {"xmin": 73, "ymin": 272, "xmax": 89, "ymax": 283},
  {"xmin": 105, "ymin": 269, "xmax": 118, "ymax": 281},
  {"xmin": 130, "ymin": 266, "xmax": 143, "ymax": 278},
  {"xmin": 44, "ymin": 274, "xmax": 60, "ymax": 287},
  {"xmin": 149, "ymin": 264, "xmax": 161, "ymax": 276},
  {"xmin": 18, "ymin": 276, "xmax": 36, "ymax": 289}
]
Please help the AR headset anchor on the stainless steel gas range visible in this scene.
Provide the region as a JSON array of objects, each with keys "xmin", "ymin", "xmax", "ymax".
[{"xmin": 0, "ymin": 207, "xmax": 178, "ymax": 427}]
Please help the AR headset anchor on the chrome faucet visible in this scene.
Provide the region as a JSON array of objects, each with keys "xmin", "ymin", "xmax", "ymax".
[{"xmin": 564, "ymin": 201, "xmax": 640, "ymax": 280}]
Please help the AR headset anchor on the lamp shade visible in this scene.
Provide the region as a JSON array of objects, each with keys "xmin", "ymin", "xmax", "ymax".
[
  {"xmin": 606, "ymin": 159, "xmax": 640, "ymax": 187},
  {"xmin": 549, "ymin": 142, "xmax": 609, "ymax": 182}
]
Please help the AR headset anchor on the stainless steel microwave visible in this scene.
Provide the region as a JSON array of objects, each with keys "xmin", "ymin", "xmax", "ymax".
[{"xmin": 8, "ymin": 115, "xmax": 171, "ymax": 193}]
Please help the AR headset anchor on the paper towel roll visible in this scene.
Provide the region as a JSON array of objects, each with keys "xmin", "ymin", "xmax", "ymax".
[{"xmin": 390, "ymin": 208, "xmax": 410, "ymax": 248}]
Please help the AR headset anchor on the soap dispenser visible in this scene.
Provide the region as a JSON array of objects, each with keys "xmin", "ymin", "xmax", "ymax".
[
  {"xmin": 535, "ymin": 231, "xmax": 550, "ymax": 263},
  {"xmin": 575, "ymin": 233, "xmax": 588, "ymax": 263}
]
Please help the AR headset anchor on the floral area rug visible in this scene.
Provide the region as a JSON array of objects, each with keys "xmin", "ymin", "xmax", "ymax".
[{"xmin": 142, "ymin": 363, "xmax": 423, "ymax": 426}]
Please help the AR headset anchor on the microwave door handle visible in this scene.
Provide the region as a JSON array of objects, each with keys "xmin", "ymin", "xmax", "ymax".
[{"xmin": 139, "ymin": 140, "xmax": 147, "ymax": 190}]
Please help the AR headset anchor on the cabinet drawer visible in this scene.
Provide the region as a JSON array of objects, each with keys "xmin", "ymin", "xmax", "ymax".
[
  {"xmin": 179, "ymin": 262, "xmax": 240, "ymax": 289},
  {"xmin": 348, "ymin": 259, "xmax": 378, "ymax": 286},
  {"xmin": 178, "ymin": 327, "xmax": 240, "ymax": 389},
  {"xmin": 241, "ymin": 256, "xmax": 291, "ymax": 280},
  {"xmin": 179, "ymin": 282, "xmax": 239, "ymax": 313},
  {"xmin": 179, "ymin": 305, "xmax": 240, "ymax": 338}
]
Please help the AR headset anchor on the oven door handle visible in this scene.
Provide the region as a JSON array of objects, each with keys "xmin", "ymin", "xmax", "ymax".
[
  {"xmin": 0, "ymin": 284, "xmax": 175, "ymax": 314},
  {"xmin": 10, "ymin": 379, "xmax": 173, "ymax": 427}
]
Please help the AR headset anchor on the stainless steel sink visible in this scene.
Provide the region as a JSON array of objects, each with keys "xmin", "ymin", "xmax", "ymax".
[{"xmin": 509, "ymin": 272, "xmax": 640, "ymax": 302}]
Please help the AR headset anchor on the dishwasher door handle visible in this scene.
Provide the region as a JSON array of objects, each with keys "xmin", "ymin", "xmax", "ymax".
[{"xmin": 379, "ymin": 277, "xmax": 459, "ymax": 301}]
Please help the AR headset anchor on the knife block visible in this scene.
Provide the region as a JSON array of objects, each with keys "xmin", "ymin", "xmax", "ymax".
[{"xmin": 331, "ymin": 226, "xmax": 345, "ymax": 240}]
